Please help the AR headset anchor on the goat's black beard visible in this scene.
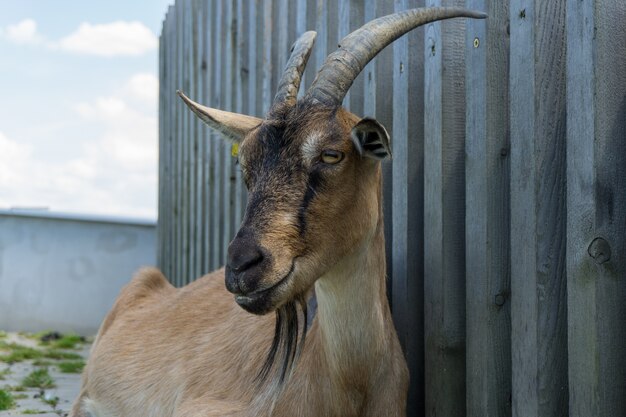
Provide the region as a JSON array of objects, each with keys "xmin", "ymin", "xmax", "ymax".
[{"xmin": 256, "ymin": 295, "xmax": 308, "ymax": 387}]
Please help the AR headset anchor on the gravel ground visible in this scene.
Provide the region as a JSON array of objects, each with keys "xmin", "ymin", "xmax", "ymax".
[{"xmin": 0, "ymin": 332, "xmax": 91, "ymax": 417}]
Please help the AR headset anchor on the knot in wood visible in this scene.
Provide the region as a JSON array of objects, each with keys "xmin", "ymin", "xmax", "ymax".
[{"xmin": 587, "ymin": 237, "xmax": 611, "ymax": 264}]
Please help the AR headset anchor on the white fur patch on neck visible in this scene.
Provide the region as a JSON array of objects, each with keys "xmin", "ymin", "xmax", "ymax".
[{"xmin": 301, "ymin": 133, "xmax": 323, "ymax": 164}]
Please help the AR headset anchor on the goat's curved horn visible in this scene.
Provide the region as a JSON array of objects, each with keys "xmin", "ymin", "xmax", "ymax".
[
  {"xmin": 305, "ymin": 7, "xmax": 487, "ymax": 106},
  {"xmin": 272, "ymin": 31, "xmax": 317, "ymax": 109},
  {"xmin": 177, "ymin": 90, "xmax": 262, "ymax": 142}
]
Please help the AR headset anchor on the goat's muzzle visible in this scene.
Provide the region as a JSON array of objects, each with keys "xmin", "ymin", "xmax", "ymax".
[{"xmin": 226, "ymin": 231, "xmax": 280, "ymax": 314}]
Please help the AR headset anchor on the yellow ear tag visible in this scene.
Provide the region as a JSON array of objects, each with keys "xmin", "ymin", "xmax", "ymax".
[{"xmin": 231, "ymin": 143, "xmax": 239, "ymax": 157}]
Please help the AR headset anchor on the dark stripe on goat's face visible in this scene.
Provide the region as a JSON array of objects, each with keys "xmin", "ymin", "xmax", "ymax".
[{"xmin": 298, "ymin": 169, "xmax": 324, "ymax": 236}]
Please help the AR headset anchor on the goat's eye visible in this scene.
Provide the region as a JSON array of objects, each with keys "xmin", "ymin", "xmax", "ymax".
[{"xmin": 320, "ymin": 150, "xmax": 344, "ymax": 165}]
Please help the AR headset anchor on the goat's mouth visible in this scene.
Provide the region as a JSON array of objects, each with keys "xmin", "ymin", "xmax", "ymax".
[{"xmin": 234, "ymin": 260, "xmax": 296, "ymax": 315}]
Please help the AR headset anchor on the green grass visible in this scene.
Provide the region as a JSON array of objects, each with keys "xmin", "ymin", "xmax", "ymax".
[
  {"xmin": 21, "ymin": 369, "xmax": 55, "ymax": 389},
  {"xmin": 0, "ymin": 343, "xmax": 43, "ymax": 364},
  {"xmin": 12, "ymin": 393, "xmax": 28, "ymax": 400},
  {"xmin": 0, "ymin": 368, "xmax": 10, "ymax": 380},
  {"xmin": 51, "ymin": 333, "xmax": 83, "ymax": 349},
  {"xmin": 31, "ymin": 360, "xmax": 53, "ymax": 367},
  {"xmin": 43, "ymin": 349, "xmax": 82, "ymax": 360},
  {"xmin": 0, "ymin": 389, "xmax": 15, "ymax": 410},
  {"xmin": 0, "ymin": 331, "xmax": 7, "ymax": 339},
  {"xmin": 21, "ymin": 410, "xmax": 48, "ymax": 415},
  {"xmin": 57, "ymin": 360, "xmax": 85, "ymax": 374}
]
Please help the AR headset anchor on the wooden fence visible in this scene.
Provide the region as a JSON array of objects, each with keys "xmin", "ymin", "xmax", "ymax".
[{"xmin": 157, "ymin": 1, "xmax": 626, "ymax": 416}]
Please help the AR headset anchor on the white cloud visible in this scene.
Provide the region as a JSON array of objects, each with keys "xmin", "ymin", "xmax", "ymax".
[
  {"xmin": 125, "ymin": 73, "xmax": 159, "ymax": 104},
  {"xmin": 1, "ymin": 19, "xmax": 157, "ymax": 58},
  {"xmin": 0, "ymin": 73, "xmax": 159, "ymax": 218},
  {"xmin": 0, "ymin": 126, "xmax": 157, "ymax": 218},
  {"xmin": 0, "ymin": 132, "xmax": 33, "ymax": 184},
  {"xmin": 2, "ymin": 19, "xmax": 44, "ymax": 45},
  {"xmin": 57, "ymin": 21, "xmax": 157, "ymax": 57}
]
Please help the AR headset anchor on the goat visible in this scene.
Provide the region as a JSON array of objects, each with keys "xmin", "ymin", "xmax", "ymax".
[{"xmin": 70, "ymin": 7, "xmax": 486, "ymax": 417}]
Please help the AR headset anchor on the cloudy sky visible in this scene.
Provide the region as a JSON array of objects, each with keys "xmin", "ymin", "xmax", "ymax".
[{"xmin": 0, "ymin": 1, "xmax": 173, "ymax": 219}]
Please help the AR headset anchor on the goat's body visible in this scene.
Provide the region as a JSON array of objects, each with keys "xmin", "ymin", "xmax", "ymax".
[
  {"xmin": 74, "ymin": 268, "xmax": 272, "ymax": 417},
  {"xmin": 73, "ymin": 211, "xmax": 408, "ymax": 417}
]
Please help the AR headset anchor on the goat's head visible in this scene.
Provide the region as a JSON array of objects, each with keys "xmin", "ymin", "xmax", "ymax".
[
  {"xmin": 179, "ymin": 7, "xmax": 486, "ymax": 317},
  {"xmin": 179, "ymin": 6, "xmax": 486, "ymax": 385}
]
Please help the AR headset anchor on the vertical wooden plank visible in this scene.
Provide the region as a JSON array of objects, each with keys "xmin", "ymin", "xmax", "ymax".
[
  {"xmin": 179, "ymin": 0, "xmax": 193, "ymax": 286},
  {"xmin": 347, "ymin": 0, "xmax": 364, "ymax": 115},
  {"xmin": 326, "ymin": 0, "xmax": 339, "ymax": 98},
  {"xmin": 184, "ymin": 0, "xmax": 194, "ymax": 284},
  {"xmin": 374, "ymin": 0, "xmax": 394, "ymax": 299},
  {"xmin": 175, "ymin": 0, "xmax": 184, "ymax": 286},
  {"xmin": 192, "ymin": 0, "xmax": 203, "ymax": 279},
  {"xmin": 392, "ymin": 0, "xmax": 425, "ymax": 416},
  {"xmin": 297, "ymin": 0, "xmax": 314, "ymax": 93},
  {"xmin": 277, "ymin": 0, "xmax": 290, "ymax": 81},
  {"xmin": 197, "ymin": 0, "xmax": 209, "ymax": 276},
  {"xmin": 234, "ymin": 0, "xmax": 246, "ymax": 227},
  {"xmin": 314, "ymin": 0, "xmax": 328, "ymax": 96},
  {"xmin": 362, "ymin": 0, "xmax": 376, "ymax": 118},
  {"xmin": 262, "ymin": 0, "xmax": 274, "ymax": 114},
  {"xmin": 157, "ymin": 18, "xmax": 166, "ymax": 271},
  {"xmin": 247, "ymin": 0, "xmax": 260, "ymax": 118},
  {"xmin": 166, "ymin": 5, "xmax": 176, "ymax": 280},
  {"xmin": 337, "ymin": 0, "xmax": 350, "ymax": 107},
  {"xmin": 222, "ymin": 0, "xmax": 234, "ymax": 263},
  {"xmin": 202, "ymin": 0, "xmax": 213, "ymax": 274},
  {"xmin": 465, "ymin": 0, "xmax": 511, "ymax": 416},
  {"xmin": 509, "ymin": 0, "xmax": 568, "ymax": 416},
  {"xmin": 566, "ymin": 1, "xmax": 626, "ymax": 416},
  {"xmin": 210, "ymin": 0, "xmax": 222, "ymax": 270},
  {"xmin": 287, "ymin": 0, "xmax": 297, "ymax": 48},
  {"xmin": 296, "ymin": 0, "xmax": 308, "ymax": 95},
  {"xmin": 423, "ymin": 0, "xmax": 467, "ymax": 414}
]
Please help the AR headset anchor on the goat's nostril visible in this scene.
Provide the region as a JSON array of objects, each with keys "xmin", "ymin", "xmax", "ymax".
[{"xmin": 228, "ymin": 244, "xmax": 263, "ymax": 272}]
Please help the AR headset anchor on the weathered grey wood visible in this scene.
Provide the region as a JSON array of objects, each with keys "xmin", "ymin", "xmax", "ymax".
[
  {"xmin": 391, "ymin": 1, "xmax": 425, "ymax": 416},
  {"xmin": 509, "ymin": 0, "xmax": 568, "ymax": 415},
  {"xmin": 314, "ymin": 0, "xmax": 328, "ymax": 96},
  {"xmin": 221, "ymin": 0, "xmax": 234, "ymax": 264},
  {"xmin": 302, "ymin": 0, "xmax": 318, "ymax": 92},
  {"xmin": 191, "ymin": 0, "xmax": 203, "ymax": 279},
  {"xmin": 202, "ymin": 1, "xmax": 215, "ymax": 272},
  {"xmin": 295, "ymin": 0, "xmax": 308, "ymax": 94},
  {"xmin": 182, "ymin": 0, "xmax": 192, "ymax": 284},
  {"xmin": 566, "ymin": 1, "xmax": 626, "ymax": 416},
  {"xmin": 157, "ymin": 3, "xmax": 626, "ymax": 416},
  {"xmin": 198, "ymin": 0, "xmax": 210, "ymax": 276},
  {"xmin": 276, "ymin": 0, "xmax": 289, "ymax": 82},
  {"xmin": 158, "ymin": 25, "xmax": 165, "ymax": 271},
  {"xmin": 234, "ymin": 0, "xmax": 247, "ymax": 225},
  {"xmin": 464, "ymin": 1, "xmax": 511, "ymax": 416},
  {"xmin": 174, "ymin": 0, "xmax": 184, "ymax": 286},
  {"xmin": 262, "ymin": 0, "xmax": 274, "ymax": 113},
  {"xmin": 248, "ymin": 0, "xmax": 260, "ymax": 117},
  {"xmin": 372, "ymin": 0, "xmax": 395, "ymax": 300},
  {"xmin": 361, "ymin": 0, "xmax": 376, "ymax": 118},
  {"xmin": 337, "ymin": 0, "xmax": 350, "ymax": 106},
  {"xmin": 346, "ymin": 0, "xmax": 364, "ymax": 115},
  {"xmin": 166, "ymin": 5, "xmax": 176, "ymax": 280},
  {"xmin": 423, "ymin": 0, "xmax": 468, "ymax": 414},
  {"xmin": 209, "ymin": 0, "xmax": 222, "ymax": 271}
]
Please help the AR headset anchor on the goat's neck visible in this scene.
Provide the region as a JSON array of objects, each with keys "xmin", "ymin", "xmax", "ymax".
[{"xmin": 313, "ymin": 215, "xmax": 389, "ymax": 385}]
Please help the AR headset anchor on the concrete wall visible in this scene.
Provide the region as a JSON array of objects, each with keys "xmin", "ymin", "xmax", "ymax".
[{"xmin": 0, "ymin": 210, "xmax": 156, "ymax": 335}]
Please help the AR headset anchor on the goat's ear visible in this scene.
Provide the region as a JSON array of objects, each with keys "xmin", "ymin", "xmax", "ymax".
[
  {"xmin": 350, "ymin": 117, "xmax": 392, "ymax": 160},
  {"xmin": 178, "ymin": 90, "xmax": 262, "ymax": 142}
]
